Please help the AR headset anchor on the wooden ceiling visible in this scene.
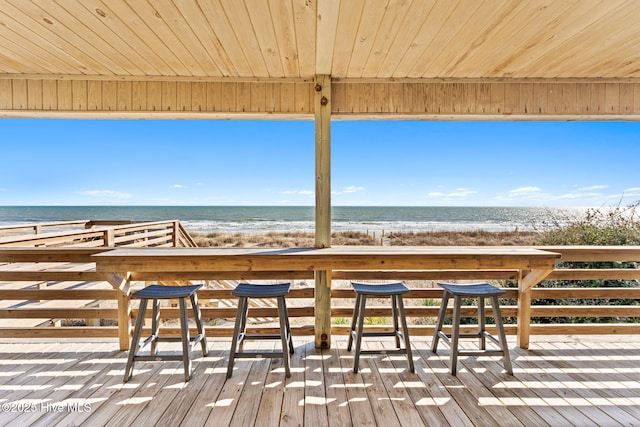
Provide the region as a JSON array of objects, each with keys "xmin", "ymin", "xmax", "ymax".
[{"xmin": 1, "ymin": 0, "xmax": 639, "ymax": 81}]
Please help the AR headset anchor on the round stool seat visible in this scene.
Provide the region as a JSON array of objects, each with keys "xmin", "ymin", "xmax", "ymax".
[
  {"xmin": 438, "ymin": 282, "xmax": 505, "ymax": 297},
  {"xmin": 351, "ymin": 282, "xmax": 409, "ymax": 296},
  {"xmin": 232, "ymin": 283, "xmax": 290, "ymax": 298},
  {"xmin": 132, "ymin": 284, "xmax": 201, "ymax": 299}
]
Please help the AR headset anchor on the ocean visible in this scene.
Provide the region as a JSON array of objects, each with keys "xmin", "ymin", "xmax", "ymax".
[{"xmin": 0, "ymin": 206, "xmax": 586, "ymax": 234}]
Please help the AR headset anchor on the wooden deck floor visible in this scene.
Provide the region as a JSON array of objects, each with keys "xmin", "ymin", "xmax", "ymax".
[{"xmin": 0, "ymin": 335, "xmax": 639, "ymax": 426}]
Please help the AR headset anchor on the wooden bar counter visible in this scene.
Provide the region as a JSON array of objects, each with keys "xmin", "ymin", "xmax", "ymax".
[{"xmin": 94, "ymin": 246, "xmax": 561, "ymax": 350}]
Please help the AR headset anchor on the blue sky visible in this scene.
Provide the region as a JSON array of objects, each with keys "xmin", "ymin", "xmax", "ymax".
[{"xmin": 1, "ymin": 118, "xmax": 639, "ymax": 207}]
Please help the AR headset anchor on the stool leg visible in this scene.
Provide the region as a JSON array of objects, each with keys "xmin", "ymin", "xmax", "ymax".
[
  {"xmin": 227, "ymin": 296, "xmax": 247, "ymax": 378},
  {"xmin": 450, "ymin": 295, "xmax": 462, "ymax": 375},
  {"xmin": 150, "ymin": 299, "xmax": 160, "ymax": 356},
  {"xmin": 396, "ymin": 295, "xmax": 415, "ymax": 373},
  {"xmin": 491, "ymin": 295, "xmax": 513, "ymax": 375},
  {"xmin": 124, "ymin": 298, "xmax": 148, "ymax": 382},
  {"xmin": 281, "ymin": 297, "xmax": 294, "ymax": 354},
  {"xmin": 353, "ymin": 294, "xmax": 367, "ymax": 373},
  {"xmin": 347, "ymin": 293, "xmax": 361, "ymax": 352},
  {"xmin": 391, "ymin": 295, "xmax": 401, "ymax": 349},
  {"xmin": 478, "ymin": 296, "xmax": 486, "ymax": 351},
  {"xmin": 238, "ymin": 296, "xmax": 250, "ymax": 352},
  {"xmin": 179, "ymin": 297, "xmax": 192, "ymax": 381},
  {"xmin": 432, "ymin": 290, "xmax": 449, "ymax": 353},
  {"xmin": 190, "ymin": 293, "xmax": 208, "ymax": 356},
  {"xmin": 277, "ymin": 296, "xmax": 291, "ymax": 378}
]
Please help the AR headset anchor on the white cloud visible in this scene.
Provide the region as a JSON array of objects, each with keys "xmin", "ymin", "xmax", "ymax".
[
  {"xmin": 578, "ymin": 185, "xmax": 608, "ymax": 191},
  {"xmin": 507, "ymin": 186, "xmax": 542, "ymax": 196},
  {"xmin": 282, "ymin": 190, "xmax": 313, "ymax": 195},
  {"xmin": 623, "ymin": 187, "xmax": 640, "ymax": 196},
  {"xmin": 427, "ymin": 188, "xmax": 477, "ymax": 199},
  {"xmin": 343, "ymin": 186, "xmax": 365, "ymax": 193},
  {"xmin": 77, "ymin": 190, "xmax": 131, "ymax": 200},
  {"xmin": 171, "ymin": 184, "xmax": 186, "ymax": 189}
]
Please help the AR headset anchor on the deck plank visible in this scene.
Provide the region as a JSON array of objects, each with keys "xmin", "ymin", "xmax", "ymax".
[{"xmin": 0, "ymin": 336, "xmax": 639, "ymax": 426}]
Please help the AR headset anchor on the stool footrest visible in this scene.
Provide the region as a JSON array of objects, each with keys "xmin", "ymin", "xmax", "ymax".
[
  {"xmin": 134, "ymin": 354, "xmax": 186, "ymax": 362},
  {"xmin": 458, "ymin": 349, "xmax": 505, "ymax": 357},
  {"xmin": 240, "ymin": 333, "xmax": 286, "ymax": 341},
  {"xmin": 352, "ymin": 331, "xmax": 404, "ymax": 338},
  {"xmin": 359, "ymin": 349, "xmax": 408, "ymax": 355},
  {"xmin": 232, "ymin": 351, "xmax": 290, "ymax": 359}
]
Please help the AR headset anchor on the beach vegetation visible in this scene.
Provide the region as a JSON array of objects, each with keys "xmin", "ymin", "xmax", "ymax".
[{"xmin": 535, "ymin": 201, "xmax": 640, "ymax": 324}]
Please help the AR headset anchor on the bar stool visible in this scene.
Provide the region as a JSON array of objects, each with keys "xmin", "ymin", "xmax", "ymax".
[
  {"xmin": 347, "ymin": 282, "xmax": 414, "ymax": 373},
  {"xmin": 226, "ymin": 283, "xmax": 294, "ymax": 378},
  {"xmin": 431, "ymin": 282, "xmax": 513, "ymax": 375},
  {"xmin": 124, "ymin": 284, "xmax": 208, "ymax": 382}
]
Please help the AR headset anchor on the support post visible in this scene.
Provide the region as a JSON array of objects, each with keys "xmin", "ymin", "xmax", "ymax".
[
  {"xmin": 314, "ymin": 74, "xmax": 332, "ymax": 349},
  {"xmin": 517, "ymin": 268, "xmax": 554, "ymax": 349}
]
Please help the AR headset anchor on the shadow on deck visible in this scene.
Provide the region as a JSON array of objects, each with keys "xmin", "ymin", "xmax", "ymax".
[{"xmin": 0, "ymin": 336, "xmax": 639, "ymax": 426}]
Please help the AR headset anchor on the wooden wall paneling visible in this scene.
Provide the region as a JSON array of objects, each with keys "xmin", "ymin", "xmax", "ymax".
[
  {"xmin": 294, "ymin": 82, "xmax": 310, "ymax": 112},
  {"xmin": 561, "ymin": 83, "xmax": 577, "ymax": 114},
  {"xmin": 605, "ymin": 83, "xmax": 620, "ymax": 113},
  {"xmin": 0, "ymin": 80, "xmax": 11, "ymax": 109},
  {"xmin": 221, "ymin": 82, "xmax": 237, "ymax": 112},
  {"xmin": 421, "ymin": 83, "xmax": 436, "ymax": 113},
  {"xmin": 72, "ymin": 80, "xmax": 87, "ymax": 111},
  {"xmin": 402, "ymin": 83, "xmax": 421, "ymax": 113},
  {"xmin": 503, "ymin": 82, "xmax": 519, "ymax": 114},
  {"xmin": 345, "ymin": 83, "xmax": 359, "ymax": 113},
  {"xmin": 191, "ymin": 81, "xmax": 206, "ymax": 111},
  {"xmin": 357, "ymin": 82, "xmax": 373, "ymax": 113},
  {"xmin": 437, "ymin": 83, "xmax": 452, "ymax": 113},
  {"xmin": 474, "ymin": 83, "xmax": 491, "ymax": 113},
  {"xmin": 388, "ymin": 82, "xmax": 404, "ymax": 113},
  {"xmin": 634, "ymin": 83, "xmax": 640, "ymax": 113},
  {"xmin": 251, "ymin": 82, "xmax": 266, "ymax": 112},
  {"xmin": 589, "ymin": 83, "xmax": 606, "ymax": 114},
  {"xmin": 147, "ymin": 81, "xmax": 162, "ymax": 111},
  {"xmin": 132, "ymin": 81, "xmax": 147, "ymax": 111},
  {"xmin": 280, "ymin": 82, "xmax": 296, "ymax": 112},
  {"xmin": 575, "ymin": 83, "xmax": 591, "ymax": 114},
  {"xmin": 12, "ymin": 79, "xmax": 27, "ymax": 109},
  {"xmin": 57, "ymin": 80, "xmax": 72, "ymax": 110},
  {"xmin": 264, "ymin": 82, "xmax": 280, "ymax": 112},
  {"xmin": 87, "ymin": 81, "xmax": 102, "ymax": 110},
  {"xmin": 236, "ymin": 82, "xmax": 251, "ymax": 112},
  {"xmin": 452, "ymin": 82, "xmax": 472, "ymax": 113},
  {"xmin": 117, "ymin": 81, "xmax": 133, "ymax": 111},
  {"xmin": 101, "ymin": 81, "xmax": 117, "ymax": 111},
  {"xmin": 42, "ymin": 80, "xmax": 58, "ymax": 110},
  {"xmin": 176, "ymin": 81, "xmax": 192, "ymax": 111},
  {"xmin": 619, "ymin": 83, "xmax": 633, "ymax": 113},
  {"xmin": 532, "ymin": 83, "xmax": 549, "ymax": 114},
  {"xmin": 546, "ymin": 83, "xmax": 562, "ymax": 114},
  {"xmin": 206, "ymin": 82, "xmax": 222, "ymax": 112},
  {"xmin": 518, "ymin": 83, "xmax": 535, "ymax": 114},
  {"xmin": 488, "ymin": 83, "xmax": 504, "ymax": 114},
  {"xmin": 373, "ymin": 82, "xmax": 388, "ymax": 113},
  {"xmin": 27, "ymin": 79, "xmax": 42, "ymax": 110},
  {"xmin": 331, "ymin": 82, "xmax": 345, "ymax": 113},
  {"xmin": 161, "ymin": 81, "xmax": 177, "ymax": 111}
]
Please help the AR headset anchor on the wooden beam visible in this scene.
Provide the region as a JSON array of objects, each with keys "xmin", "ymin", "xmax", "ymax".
[{"xmin": 314, "ymin": 74, "xmax": 331, "ymax": 349}]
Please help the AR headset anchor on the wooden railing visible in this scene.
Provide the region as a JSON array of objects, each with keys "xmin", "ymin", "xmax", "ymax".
[
  {"xmin": 0, "ymin": 220, "xmax": 195, "ymax": 248},
  {"xmin": 0, "ymin": 220, "xmax": 197, "ymax": 336},
  {"xmin": 0, "ymin": 244, "xmax": 638, "ymax": 345}
]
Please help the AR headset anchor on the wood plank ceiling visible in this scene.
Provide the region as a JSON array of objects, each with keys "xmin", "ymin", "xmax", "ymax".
[{"xmin": 1, "ymin": 1, "xmax": 640, "ymax": 119}]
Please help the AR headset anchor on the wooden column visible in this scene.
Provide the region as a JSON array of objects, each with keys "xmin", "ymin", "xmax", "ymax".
[
  {"xmin": 517, "ymin": 268, "xmax": 554, "ymax": 349},
  {"xmin": 314, "ymin": 75, "xmax": 332, "ymax": 349}
]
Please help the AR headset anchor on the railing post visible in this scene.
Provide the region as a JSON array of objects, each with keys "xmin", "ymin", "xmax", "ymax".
[
  {"xmin": 173, "ymin": 221, "xmax": 179, "ymax": 247},
  {"xmin": 104, "ymin": 229, "xmax": 115, "ymax": 247},
  {"xmin": 118, "ymin": 291, "xmax": 132, "ymax": 351},
  {"xmin": 517, "ymin": 270, "xmax": 531, "ymax": 349}
]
